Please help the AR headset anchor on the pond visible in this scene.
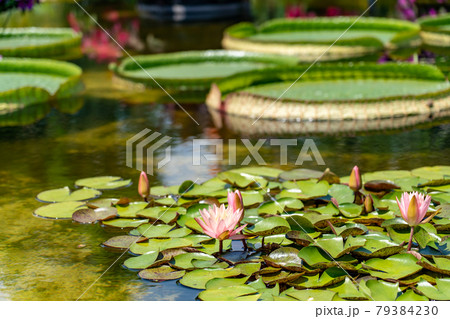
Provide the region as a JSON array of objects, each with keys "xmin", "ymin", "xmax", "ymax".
[{"xmin": 0, "ymin": 2, "xmax": 449, "ymax": 301}]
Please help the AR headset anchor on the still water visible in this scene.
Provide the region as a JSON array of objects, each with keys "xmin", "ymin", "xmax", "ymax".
[{"xmin": 0, "ymin": 3, "xmax": 449, "ymax": 300}]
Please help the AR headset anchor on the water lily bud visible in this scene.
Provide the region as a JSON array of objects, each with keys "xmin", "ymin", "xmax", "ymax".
[
  {"xmin": 138, "ymin": 171, "xmax": 149, "ymax": 199},
  {"xmin": 228, "ymin": 190, "xmax": 244, "ymax": 222},
  {"xmin": 349, "ymin": 165, "xmax": 361, "ymax": 191},
  {"xmin": 364, "ymin": 194, "xmax": 374, "ymax": 213}
]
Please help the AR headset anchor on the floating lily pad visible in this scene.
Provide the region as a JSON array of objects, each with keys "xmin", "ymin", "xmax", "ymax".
[
  {"xmin": 277, "ymin": 180, "xmax": 329, "ymax": 200},
  {"xmin": 248, "ymin": 216, "xmax": 291, "ymax": 237},
  {"xmin": 102, "ymin": 218, "xmax": 148, "ymax": 228},
  {"xmin": 230, "ymin": 166, "xmax": 283, "ymax": 178},
  {"xmin": 173, "ymin": 252, "xmax": 217, "ymax": 270},
  {"xmin": 416, "ymin": 278, "xmax": 450, "ymax": 300},
  {"xmin": 334, "ymin": 223, "xmax": 368, "ymax": 238},
  {"xmin": 363, "ymin": 253, "xmax": 422, "ymax": 280},
  {"xmin": 137, "ymin": 206, "xmax": 181, "ymax": 224},
  {"xmin": 75, "ymin": 176, "xmax": 132, "ymax": 190},
  {"xmin": 261, "ymin": 270, "xmax": 303, "ymax": 285},
  {"xmin": 130, "ymin": 238, "xmax": 193, "ymax": 255},
  {"xmin": 360, "ymin": 279, "xmax": 399, "ymax": 301},
  {"xmin": 218, "ymin": 171, "xmax": 267, "ymax": 188},
  {"xmin": 72, "ymin": 207, "xmax": 118, "ymax": 224},
  {"xmin": 179, "ymin": 268, "xmax": 241, "ymax": 289},
  {"xmin": 137, "ymin": 224, "xmax": 191, "ymax": 239},
  {"xmin": 36, "ymin": 187, "xmax": 101, "ymax": 203},
  {"xmin": 279, "ymin": 169, "xmax": 324, "ymax": 181},
  {"xmin": 285, "ymin": 231, "xmax": 314, "ymax": 246},
  {"xmin": 417, "ymin": 256, "xmax": 450, "ymax": 276},
  {"xmin": 339, "ymin": 203, "xmax": 364, "ymax": 218},
  {"xmin": 364, "ymin": 180, "xmax": 400, "ymax": 192},
  {"xmin": 262, "ymin": 247, "xmax": 303, "ymax": 272},
  {"xmin": 123, "ymin": 251, "xmax": 159, "ymax": 270},
  {"xmin": 198, "ymin": 285, "xmax": 259, "ymax": 301},
  {"xmin": 103, "ymin": 235, "xmax": 145, "ymax": 249},
  {"xmin": 34, "ymin": 201, "xmax": 86, "ymax": 219},
  {"xmin": 329, "ymin": 277, "xmax": 369, "ymax": 300},
  {"xmin": 328, "ymin": 184, "xmax": 354, "ymax": 204},
  {"xmin": 139, "ymin": 265, "xmax": 185, "ymax": 282},
  {"xmin": 313, "ymin": 236, "xmax": 366, "ymax": 259},
  {"xmin": 412, "ymin": 166, "xmax": 450, "ymax": 180},
  {"xmin": 283, "ymin": 287, "xmax": 337, "ymax": 301},
  {"xmin": 258, "ymin": 198, "xmax": 304, "ymax": 215},
  {"xmin": 289, "ymin": 267, "xmax": 347, "ymax": 289},
  {"xmin": 353, "ymin": 234, "xmax": 404, "ymax": 258},
  {"xmin": 298, "ymin": 246, "xmax": 358, "ymax": 269},
  {"xmin": 116, "ymin": 202, "xmax": 149, "ymax": 218},
  {"xmin": 396, "ymin": 289, "xmax": 429, "ymax": 301}
]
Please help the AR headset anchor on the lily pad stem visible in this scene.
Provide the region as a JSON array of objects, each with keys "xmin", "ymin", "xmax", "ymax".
[
  {"xmin": 326, "ymin": 220, "xmax": 337, "ymax": 236},
  {"xmin": 261, "ymin": 236, "xmax": 265, "ymax": 249},
  {"xmin": 219, "ymin": 239, "xmax": 223, "ymax": 255},
  {"xmin": 407, "ymin": 226, "xmax": 414, "ymax": 251}
]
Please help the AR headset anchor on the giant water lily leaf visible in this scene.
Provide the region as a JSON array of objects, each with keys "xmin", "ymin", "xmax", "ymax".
[
  {"xmin": 329, "ymin": 277, "xmax": 369, "ymax": 300},
  {"xmin": 36, "ymin": 187, "xmax": 101, "ymax": 203},
  {"xmin": 283, "ymin": 287, "xmax": 337, "ymax": 301},
  {"xmin": 72, "ymin": 207, "xmax": 118, "ymax": 223},
  {"xmin": 130, "ymin": 238, "xmax": 192, "ymax": 255},
  {"xmin": 396, "ymin": 289, "xmax": 429, "ymax": 301},
  {"xmin": 137, "ymin": 206, "xmax": 182, "ymax": 224},
  {"xmin": 102, "ymin": 218, "xmax": 148, "ymax": 228},
  {"xmin": 363, "ymin": 254, "xmax": 422, "ymax": 279},
  {"xmin": 339, "ymin": 203, "xmax": 364, "ymax": 218},
  {"xmin": 279, "ymin": 169, "xmax": 323, "ymax": 181},
  {"xmin": 298, "ymin": 246, "xmax": 358, "ymax": 269},
  {"xmin": 328, "ymin": 184, "xmax": 354, "ymax": 204},
  {"xmin": 248, "ymin": 216, "xmax": 291, "ymax": 236},
  {"xmin": 262, "ymin": 247, "xmax": 303, "ymax": 271},
  {"xmin": 139, "ymin": 265, "xmax": 185, "ymax": 282},
  {"xmin": 218, "ymin": 171, "xmax": 267, "ymax": 188},
  {"xmin": 353, "ymin": 234, "xmax": 404, "ymax": 258},
  {"xmin": 103, "ymin": 235, "xmax": 145, "ymax": 249},
  {"xmin": 411, "ymin": 166, "xmax": 450, "ymax": 180},
  {"xmin": 123, "ymin": 251, "xmax": 159, "ymax": 270},
  {"xmin": 289, "ymin": 267, "xmax": 347, "ymax": 289},
  {"xmin": 198, "ymin": 285, "xmax": 259, "ymax": 301},
  {"xmin": 258, "ymin": 198, "xmax": 304, "ymax": 215},
  {"xmin": 334, "ymin": 223, "xmax": 368, "ymax": 238},
  {"xmin": 34, "ymin": 201, "xmax": 86, "ymax": 219},
  {"xmin": 75, "ymin": 176, "xmax": 132, "ymax": 190},
  {"xmin": 179, "ymin": 267, "xmax": 241, "ymax": 289},
  {"xmin": 172, "ymin": 252, "xmax": 216, "ymax": 270},
  {"xmin": 416, "ymin": 278, "xmax": 450, "ymax": 300},
  {"xmin": 360, "ymin": 279, "xmax": 400, "ymax": 301},
  {"xmin": 116, "ymin": 202, "xmax": 149, "ymax": 218},
  {"xmin": 313, "ymin": 236, "xmax": 366, "ymax": 258},
  {"xmin": 417, "ymin": 256, "xmax": 450, "ymax": 275}
]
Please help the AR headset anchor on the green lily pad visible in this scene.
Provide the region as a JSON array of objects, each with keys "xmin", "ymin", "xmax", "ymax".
[
  {"xmin": 353, "ymin": 234, "xmax": 404, "ymax": 258},
  {"xmin": 328, "ymin": 184, "xmax": 355, "ymax": 204},
  {"xmin": 310, "ymin": 202, "xmax": 340, "ymax": 216},
  {"xmin": 149, "ymin": 185, "xmax": 180, "ymax": 196},
  {"xmin": 360, "ymin": 279, "xmax": 399, "ymax": 301},
  {"xmin": 103, "ymin": 235, "xmax": 145, "ymax": 249},
  {"xmin": 285, "ymin": 231, "xmax": 314, "ymax": 246},
  {"xmin": 396, "ymin": 289, "xmax": 429, "ymax": 301},
  {"xmin": 75, "ymin": 176, "xmax": 132, "ymax": 190},
  {"xmin": 334, "ymin": 223, "xmax": 368, "ymax": 238},
  {"xmin": 283, "ymin": 287, "xmax": 337, "ymax": 301},
  {"xmin": 248, "ymin": 234, "xmax": 293, "ymax": 247},
  {"xmin": 339, "ymin": 203, "xmax": 364, "ymax": 218},
  {"xmin": 240, "ymin": 190, "xmax": 265, "ymax": 207},
  {"xmin": 123, "ymin": 251, "xmax": 159, "ymax": 270},
  {"xmin": 298, "ymin": 246, "xmax": 358, "ymax": 269},
  {"xmin": 262, "ymin": 247, "xmax": 303, "ymax": 271},
  {"xmin": 179, "ymin": 267, "xmax": 242, "ymax": 289},
  {"xmin": 102, "ymin": 218, "xmax": 148, "ymax": 228},
  {"xmin": 130, "ymin": 238, "xmax": 193, "ymax": 255},
  {"xmin": 329, "ymin": 277, "xmax": 369, "ymax": 300},
  {"xmin": 34, "ymin": 201, "xmax": 86, "ymax": 219},
  {"xmin": 218, "ymin": 171, "xmax": 267, "ymax": 188},
  {"xmin": 248, "ymin": 216, "xmax": 291, "ymax": 237},
  {"xmin": 364, "ymin": 180, "xmax": 400, "ymax": 192},
  {"xmin": 172, "ymin": 252, "xmax": 217, "ymax": 270},
  {"xmin": 205, "ymin": 276, "xmax": 250, "ymax": 289},
  {"xmin": 261, "ymin": 270, "xmax": 303, "ymax": 285},
  {"xmin": 279, "ymin": 169, "xmax": 323, "ymax": 181},
  {"xmin": 36, "ymin": 187, "xmax": 101, "ymax": 203},
  {"xmin": 230, "ymin": 166, "xmax": 283, "ymax": 178},
  {"xmin": 137, "ymin": 224, "xmax": 191, "ymax": 238},
  {"xmin": 72, "ymin": 207, "xmax": 118, "ymax": 224},
  {"xmin": 313, "ymin": 236, "xmax": 366, "ymax": 258},
  {"xmin": 277, "ymin": 180, "xmax": 329, "ymax": 200},
  {"xmin": 411, "ymin": 166, "xmax": 450, "ymax": 180},
  {"xmin": 416, "ymin": 278, "xmax": 450, "ymax": 300},
  {"xmin": 137, "ymin": 206, "xmax": 181, "ymax": 224},
  {"xmin": 363, "ymin": 170, "xmax": 411, "ymax": 182},
  {"xmin": 395, "ymin": 176, "xmax": 428, "ymax": 192},
  {"xmin": 258, "ymin": 198, "xmax": 304, "ymax": 215},
  {"xmin": 198, "ymin": 285, "xmax": 259, "ymax": 301},
  {"xmin": 363, "ymin": 253, "xmax": 422, "ymax": 279},
  {"xmin": 138, "ymin": 265, "xmax": 185, "ymax": 282},
  {"xmin": 289, "ymin": 267, "xmax": 347, "ymax": 289},
  {"xmin": 414, "ymin": 224, "xmax": 440, "ymax": 249},
  {"xmin": 417, "ymin": 256, "xmax": 450, "ymax": 276},
  {"xmin": 116, "ymin": 202, "xmax": 149, "ymax": 218}
]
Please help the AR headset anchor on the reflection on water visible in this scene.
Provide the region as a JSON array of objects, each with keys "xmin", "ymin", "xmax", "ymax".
[{"xmin": 0, "ymin": 2, "xmax": 449, "ymax": 301}]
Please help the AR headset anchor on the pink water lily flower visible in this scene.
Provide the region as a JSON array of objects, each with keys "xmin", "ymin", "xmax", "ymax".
[
  {"xmin": 138, "ymin": 171, "xmax": 149, "ymax": 200},
  {"xmin": 396, "ymin": 191, "xmax": 431, "ymax": 227},
  {"xmin": 195, "ymin": 204, "xmax": 247, "ymax": 241}
]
